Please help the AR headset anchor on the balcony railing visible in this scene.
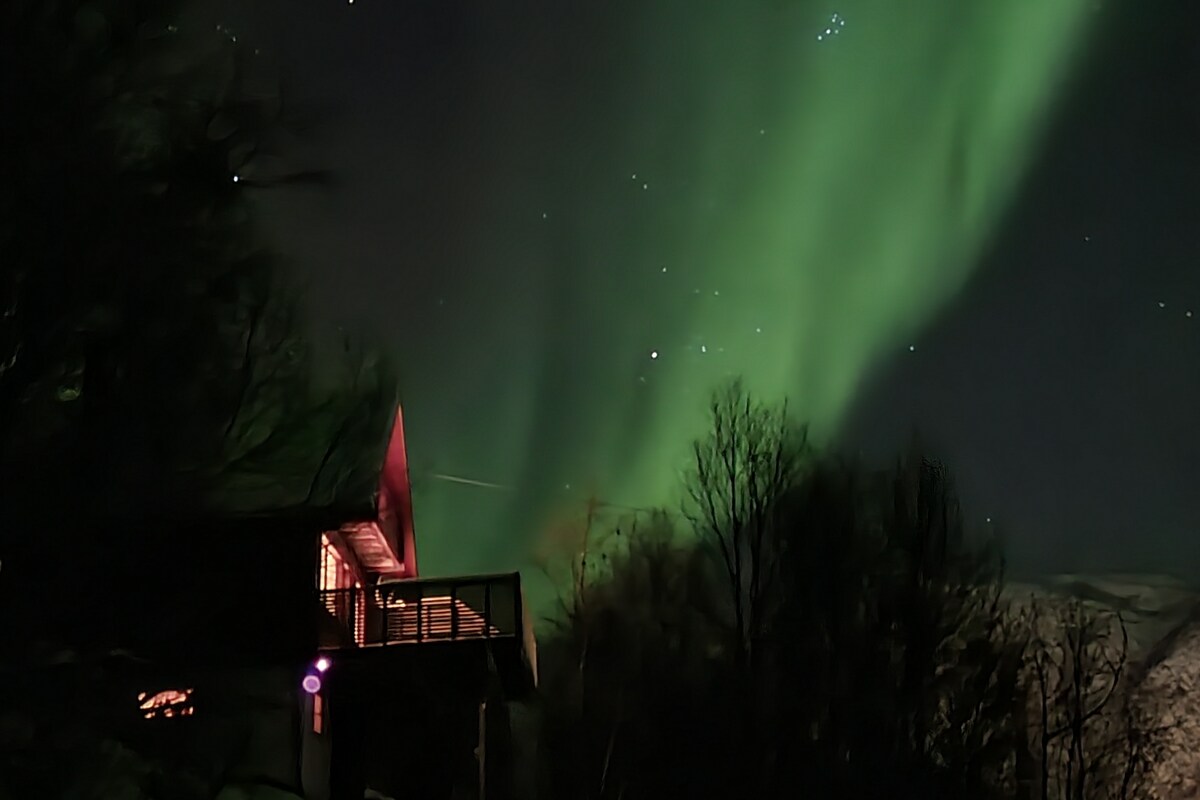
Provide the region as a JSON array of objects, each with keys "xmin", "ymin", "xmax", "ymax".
[{"xmin": 319, "ymin": 573, "xmax": 526, "ymax": 649}]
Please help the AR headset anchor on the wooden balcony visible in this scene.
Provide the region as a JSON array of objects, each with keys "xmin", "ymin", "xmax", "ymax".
[{"xmin": 318, "ymin": 573, "xmax": 537, "ymax": 695}]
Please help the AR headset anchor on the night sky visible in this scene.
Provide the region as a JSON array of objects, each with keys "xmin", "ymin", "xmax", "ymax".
[{"xmin": 221, "ymin": 1, "xmax": 1198, "ymax": 582}]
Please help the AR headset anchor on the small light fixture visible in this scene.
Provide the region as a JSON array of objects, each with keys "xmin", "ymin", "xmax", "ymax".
[
  {"xmin": 315, "ymin": 657, "xmax": 331, "ymax": 673},
  {"xmin": 302, "ymin": 674, "xmax": 322, "ymax": 694}
]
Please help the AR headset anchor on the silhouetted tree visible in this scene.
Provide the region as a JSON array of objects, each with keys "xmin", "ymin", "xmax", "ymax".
[
  {"xmin": 0, "ymin": 3, "xmax": 362, "ymax": 796},
  {"xmin": 537, "ymin": 387, "xmax": 1032, "ymax": 799},
  {"xmin": 1024, "ymin": 599, "xmax": 1154, "ymax": 800},
  {"xmin": 765, "ymin": 452, "xmax": 1022, "ymax": 799},
  {"xmin": 535, "ymin": 512, "xmax": 732, "ymax": 800},
  {"xmin": 0, "ymin": 0, "xmax": 328, "ymax": 522},
  {"xmin": 536, "ymin": 386, "xmax": 1176, "ymax": 800},
  {"xmin": 683, "ymin": 379, "xmax": 808, "ymax": 669}
]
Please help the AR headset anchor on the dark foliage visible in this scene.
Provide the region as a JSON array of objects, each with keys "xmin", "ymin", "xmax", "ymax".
[
  {"xmin": 683, "ymin": 378, "xmax": 808, "ymax": 669},
  {"xmin": 0, "ymin": 0, "xmax": 326, "ymax": 521},
  {"xmin": 1023, "ymin": 598, "xmax": 1155, "ymax": 800},
  {"xmin": 533, "ymin": 384, "xmax": 1156, "ymax": 800},
  {"xmin": 534, "ymin": 515, "xmax": 734, "ymax": 800},
  {"xmin": 0, "ymin": 3, "xmax": 376, "ymax": 796},
  {"xmin": 763, "ymin": 454, "xmax": 1023, "ymax": 799}
]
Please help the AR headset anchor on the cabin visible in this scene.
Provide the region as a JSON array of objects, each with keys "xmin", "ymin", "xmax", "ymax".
[
  {"xmin": 311, "ymin": 405, "xmax": 537, "ymax": 800},
  {"xmin": 0, "ymin": 402, "xmax": 537, "ymax": 800}
]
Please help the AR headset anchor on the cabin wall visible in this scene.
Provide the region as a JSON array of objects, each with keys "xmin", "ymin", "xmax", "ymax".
[
  {"xmin": 324, "ymin": 646, "xmax": 526, "ymax": 800},
  {"xmin": 302, "ymin": 689, "xmax": 333, "ymax": 800}
]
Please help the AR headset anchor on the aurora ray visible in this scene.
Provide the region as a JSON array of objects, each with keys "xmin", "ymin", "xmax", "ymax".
[{"xmin": 254, "ymin": 0, "xmax": 1100, "ymax": 575}]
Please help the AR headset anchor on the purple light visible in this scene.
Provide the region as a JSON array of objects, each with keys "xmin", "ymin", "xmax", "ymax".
[
  {"xmin": 315, "ymin": 657, "xmax": 330, "ymax": 673},
  {"xmin": 302, "ymin": 674, "xmax": 322, "ymax": 695}
]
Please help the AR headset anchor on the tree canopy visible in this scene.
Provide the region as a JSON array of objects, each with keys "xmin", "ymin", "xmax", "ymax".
[
  {"xmin": 533, "ymin": 381, "xmax": 1156, "ymax": 800},
  {"xmin": 0, "ymin": 0, "xmax": 394, "ymax": 524}
]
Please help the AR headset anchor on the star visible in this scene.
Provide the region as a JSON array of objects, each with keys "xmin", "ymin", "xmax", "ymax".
[{"xmin": 817, "ymin": 12, "xmax": 846, "ymax": 41}]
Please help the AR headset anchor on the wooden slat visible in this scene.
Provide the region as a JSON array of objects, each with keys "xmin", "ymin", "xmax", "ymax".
[{"xmin": 319, "ymin": 578, "xmax": 510, "ymax": 648}]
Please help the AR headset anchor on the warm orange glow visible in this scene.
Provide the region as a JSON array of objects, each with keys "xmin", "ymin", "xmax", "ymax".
[
  {"xmin": 379, "ymin": 406, "xmax": 419, "ymax": 578},
  {"xmin": 138, "ymin": 688, "xmax": 194, "ymax": 720},
  {"xmin": 319, "ymin": 535, "xmax": 367, "ymax": 646},
  {"xmin": 313, "ymin": 693, "xmax": 324, "ymax": 734},
  {"xmin": 318, "ymin": 535, "xmax": 355, "ymax": 593},
  {"xmin": 381, "ymin": 595, "xmax": 500, "ymax": 640},
  {"xmin": 374, "ymin": 591, "xmax": 407, "ymax": 609},
  {"xmin": 340, "ymin": 521, "xmax": 404, "ymax": 574}
]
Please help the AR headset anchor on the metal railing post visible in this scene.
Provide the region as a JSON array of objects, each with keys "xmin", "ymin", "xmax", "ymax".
[
  {"xmin": 324, "ymin": 575, "xmax": 526, "ymax": 646},
  {"xmin": 512, "ymin": 574, "xmax": 521, "ymax": 642},
  {"xmin": 483, "ymin": 580, "xmax": 492, "ymax": 639}
]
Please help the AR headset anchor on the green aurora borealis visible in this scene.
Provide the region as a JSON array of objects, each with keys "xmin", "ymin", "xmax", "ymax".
[{"xmin": 258, "ymin": 1, "xmax": 1101, "ymax": 575}]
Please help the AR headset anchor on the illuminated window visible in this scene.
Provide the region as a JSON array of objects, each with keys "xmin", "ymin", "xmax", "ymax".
[
  {"xmin": 319, "ymin": 534, "xmax": 355, "ymax": 593},
  {"xmin": 318, "ymin": 535, "xmax": 366, "ymax": 646},
  {"xmin": 313, "ymin": 693, "xmax": 324, "ymax": 734},
  {"xmin": 138, "ymin": 688, "xmax": 195, "ymax": 720},
  {"xmin": 354, "ymin": 586, "xmax": 365, "ymax": 646}
]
